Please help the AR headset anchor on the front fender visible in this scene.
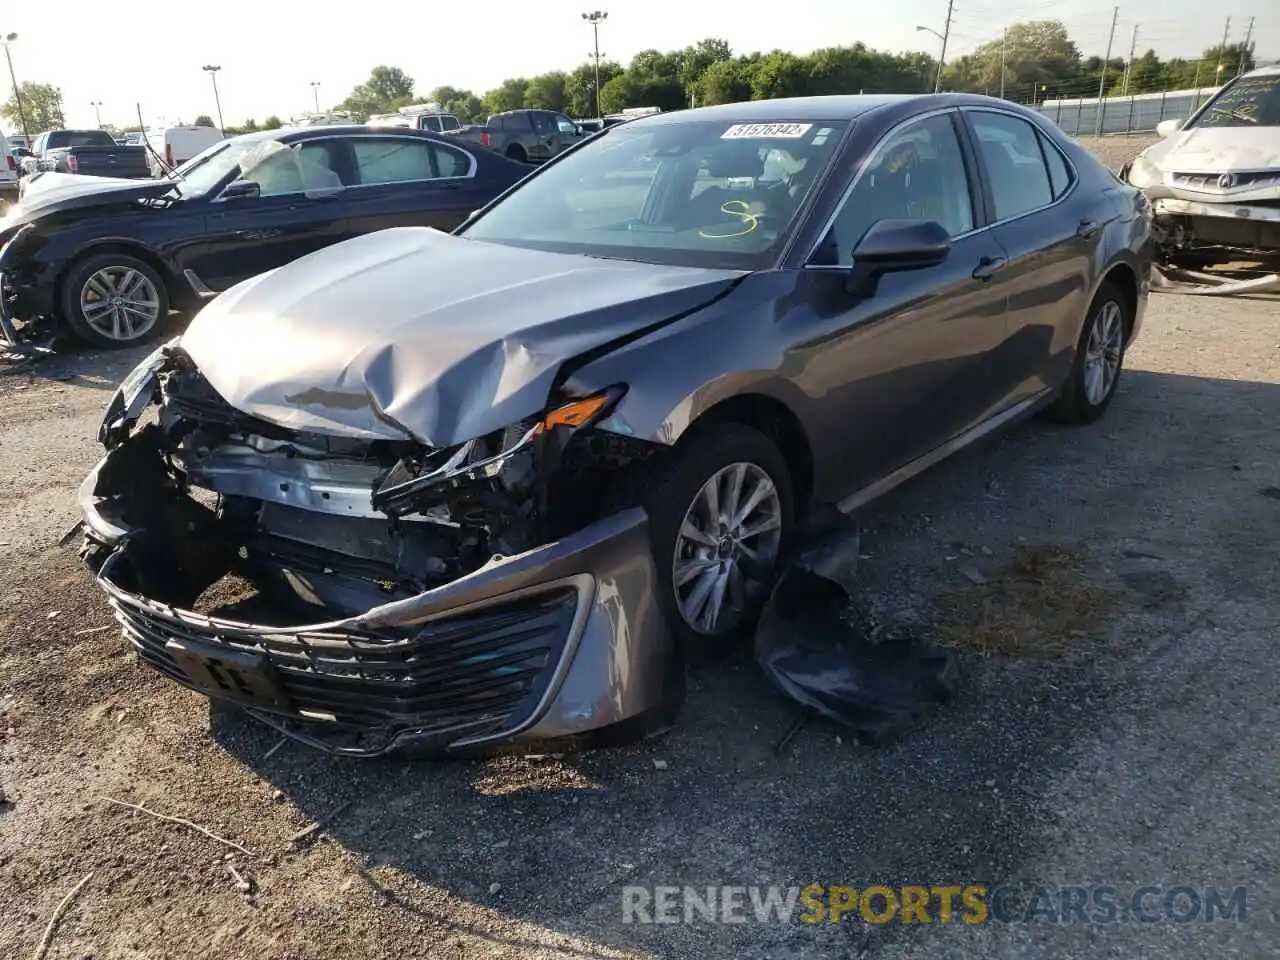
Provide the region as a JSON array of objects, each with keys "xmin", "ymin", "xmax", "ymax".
[{"xmin": 563, "ymin": 270, "xmax": 820, "ymax": 446}]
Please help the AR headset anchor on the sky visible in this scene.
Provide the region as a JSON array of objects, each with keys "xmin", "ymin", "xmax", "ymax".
[{"xmin": 3, "ymin": 0, "xmax": 1278, "ymax": 131}]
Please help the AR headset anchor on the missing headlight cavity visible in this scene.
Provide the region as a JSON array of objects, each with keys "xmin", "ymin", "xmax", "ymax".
[{"xmin": 84, "ymin": 348, "xmax": 663, "ymax": 620}]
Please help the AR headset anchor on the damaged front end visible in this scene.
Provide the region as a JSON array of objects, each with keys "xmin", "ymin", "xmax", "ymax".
[
  {"xmin": 80, "ymin": 341, "xmax": 678, "ymax": 756},
  {"xmin": 1121, "ymin": 87, "xmax": 1280, "ymax": 296}
]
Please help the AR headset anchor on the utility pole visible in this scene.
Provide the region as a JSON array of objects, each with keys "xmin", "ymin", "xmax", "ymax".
[
  {"xmin": 1121, "ymin": 24, "xmax": 1138, "ymax": 96},
  {"xmin": 999, "ymin": 26, "xmax": 1007, "ymax": 99},
  {"xmin": 1, "ymin": 32, "xmax": 30, "ymax": 143},
  {"xmin": 1094, "ymin": 5, "xmax": 1119, "ymax": 136},
  {"xmin": 1214, "ymin": 17, "xmax": 1230, "ymax": 81},
  {"xmin": 310, "ymin": 81, "xmax": 321, "ymax": 114},
  {"xmin": 90, "ymin": 101, "xmax": 103, "ymax": 128},
  {"xmin": 581, "ymin": 11, "xmax": 608, "ymax": 119},
  {"xmin": 1237, "ymin": 16, "xmax": 1254, "ymax": 76},
  {"xmin": 933, "ymin": 0, "xmax": 955, "ymax": 94},
  {"xmin": 202, "ymin": 64, "xmax": 225, "ymax": 132}
]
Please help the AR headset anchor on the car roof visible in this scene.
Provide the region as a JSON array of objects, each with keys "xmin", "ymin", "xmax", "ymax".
[
  {"xmin": 1241, "ymin": 63, "xmax": 1280, "ymax": 78},
  {"xmin": 628, "ymin": 93, "xmax": 1025, "ymax": 127},
  {"xmin": 228, "ymin": 125, "xmax": 454, "ymax": 144}
]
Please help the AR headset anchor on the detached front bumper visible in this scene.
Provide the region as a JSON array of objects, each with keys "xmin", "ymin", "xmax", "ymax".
[{"xmin": 79, "ymin": 449, "xmax": 677, "ymax": 757}]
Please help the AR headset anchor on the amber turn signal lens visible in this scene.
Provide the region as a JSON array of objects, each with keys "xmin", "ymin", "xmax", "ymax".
[{"xmin": 542, "ymin": 393, "xmax": 612, "ymax": 430}]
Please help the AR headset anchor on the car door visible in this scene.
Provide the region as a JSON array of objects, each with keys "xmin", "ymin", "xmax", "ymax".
[
  {"xmin": 183, "ymin": 139, "xmax": 351, "ymax": 291},
  {"xmin": 961, "ymin": 108, "xmax": 1104, "ymax": 403},
  {"xmin": 527, "ymin": 111, "xmax": 560, "ymax": 161},
  {"xmin": 550, "ymin": 112, "xmax": 585, "ymax": 156},
  {"xmin": 340, "ymin": 135, "xmax": 483, "ymax": 234},
  {"xmin": 794, "ymin": 110, "xmax": 1017, "ymax": 496}
]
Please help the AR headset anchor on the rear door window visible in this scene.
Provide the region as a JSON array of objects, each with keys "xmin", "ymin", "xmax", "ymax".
[
  {"xmin": 352, "ymin": 137, "xmax": 438, "ymax": 184},
  {"xmin": 967, "ymin": 112, "xmax": 1055, "ymax": 221}
]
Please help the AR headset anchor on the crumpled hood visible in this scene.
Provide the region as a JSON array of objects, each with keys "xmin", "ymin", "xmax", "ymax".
[
  {"xmin": 1142, "ymin": 127, "xmax": 1280, "ymax": 174},
  {"xmin": 179, "ymin": 227, "xmax": 745, "ymax": 447},
  {"xmin": 2, "ymin": 172, "xmax": 173, "ymax": 229}
]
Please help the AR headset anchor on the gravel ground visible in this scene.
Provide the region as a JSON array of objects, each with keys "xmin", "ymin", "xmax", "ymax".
[{"xmin": 5, "ymin": 136, "xmax": 1279, "ymax": 960}]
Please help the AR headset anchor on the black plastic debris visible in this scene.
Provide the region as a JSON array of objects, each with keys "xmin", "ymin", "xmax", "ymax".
[{"xmin": 755, "ymin": 511, "xmax": 958, "ymax": 745}]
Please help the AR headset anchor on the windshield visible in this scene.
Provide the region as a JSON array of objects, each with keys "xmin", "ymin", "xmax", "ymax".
[
  {"xmin": 1196, "ymin": 74, "xmax": 1280, "ymax": 127},
  {"xmin": 170, "ymin": 139, "xmax": 256, "ymax": 193},
  {"xmin": 460, "ymin": 118, "xmax": 850, "ymax": 269}
]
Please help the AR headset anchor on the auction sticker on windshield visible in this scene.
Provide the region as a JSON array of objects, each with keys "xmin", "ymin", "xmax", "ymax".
[{"xmin": 722, "ymin": 123, "xmax": 813, "ymax": 139}]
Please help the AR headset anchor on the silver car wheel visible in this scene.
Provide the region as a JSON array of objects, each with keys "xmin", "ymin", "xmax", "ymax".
[
  {"xmin": 1082, "ymin": 299, "xmax": 1124, "ymax": 406},
  {"xmin": 672, "ymin": 461, "xmax": 783, "ymax": 636},
  {"xmin": 79, "ymin": 266, "xmax": 161, "ymax": 342}
]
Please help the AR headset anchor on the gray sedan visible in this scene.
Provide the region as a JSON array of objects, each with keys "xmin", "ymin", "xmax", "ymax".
[{"xmin": 78, "ymin": 93, "xmax": 1152, "ymax": 756}]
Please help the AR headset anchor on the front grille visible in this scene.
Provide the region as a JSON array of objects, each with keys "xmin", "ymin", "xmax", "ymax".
[
  {"xmin": 1172, "ymin": 171, "xmax": 1280, "ymax": 192},
  {"xmin": 103, "ymin": 568, "xmax": 579, "ymax": 744}
]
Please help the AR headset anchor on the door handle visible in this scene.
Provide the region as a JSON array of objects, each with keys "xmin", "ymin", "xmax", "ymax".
[
  {"xmin": 1076, "ymin": 218, "xmax": 1100, "ymax": 239},
  {"xmin": 972, "ymin": 255, "xmax": 1007, "ymax": 280}
]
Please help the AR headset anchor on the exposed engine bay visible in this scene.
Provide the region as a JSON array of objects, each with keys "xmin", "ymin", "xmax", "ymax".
[{"xmin": 84, "ymin": 343, "xmax": 661, "ymax": 619}]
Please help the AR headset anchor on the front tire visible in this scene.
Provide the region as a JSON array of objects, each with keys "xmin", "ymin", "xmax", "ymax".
[
  {"xmin": 60, "ymin": 253, "xmax": 171, "ymax": 348},
  {"xmin": 1046, "ymin": 280, "xmax": 1129, "ymax": 424},
  {"xmin": 644, "ymin": 422, "xmax": 795, "ymax": 657}
]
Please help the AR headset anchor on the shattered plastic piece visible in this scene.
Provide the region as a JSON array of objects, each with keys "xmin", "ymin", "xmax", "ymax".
[{"xmin": 754, "ymin": 515, "xmax": 957, "ymax": 744}]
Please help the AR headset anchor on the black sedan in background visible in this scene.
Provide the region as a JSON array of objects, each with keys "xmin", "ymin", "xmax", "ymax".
[
  {"xmin": 0, "ymin": 126, "xmax": 529, "ymax": 347},
  {"xmin": 81, "ymin": 95, "xmax": 1152, "ymax": 756}
]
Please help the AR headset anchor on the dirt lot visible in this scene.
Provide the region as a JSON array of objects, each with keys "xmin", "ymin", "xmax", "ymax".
[{"xmin": 4, "ymin": 135, "xmax": 1280, "ymax": 959}]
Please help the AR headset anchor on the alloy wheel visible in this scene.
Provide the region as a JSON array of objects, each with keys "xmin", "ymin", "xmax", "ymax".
[
  {"xmin": 1082, "ymin": 299, "xmax": 1123, "ymax": 406},
  {"xmin": 79, "ymin": 266, "xmax": 161, "ymax": 342},
  {"xmin": 672, "ymin": 461, "xmax": 784, "ymax": 635}
]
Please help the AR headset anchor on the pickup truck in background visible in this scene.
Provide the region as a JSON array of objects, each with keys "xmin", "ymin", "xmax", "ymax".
[
  {"xmin": 448, "ymin": 109, "xmax": 585, "ymax": 163},
  {"xmin": 20, "ymin": 129, "xmax": 151, "ymax": 182}
]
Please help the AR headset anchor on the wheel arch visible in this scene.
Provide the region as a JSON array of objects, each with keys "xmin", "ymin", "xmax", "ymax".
[
  {"xmin": 686, "ymin": 392, "xmax": 816, "ymax": 520},
  {"xmin": 1099, "ymin": 260, "xmax": 1140, "ymax": 344},
  {"xmin": 55, "ymin": 241, "xmax": 183, "ymax": 322}
]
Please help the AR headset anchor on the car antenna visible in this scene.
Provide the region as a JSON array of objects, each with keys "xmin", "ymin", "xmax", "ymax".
[{"xmin": 136, "ymin": 102, "xmax": 177, "ymax": 179}]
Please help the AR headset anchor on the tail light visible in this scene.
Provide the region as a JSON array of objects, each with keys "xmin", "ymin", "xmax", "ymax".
[
  {"xmin": 68, "ymin": 155, "xmax": 79, "ymax": 173},
  {"xmin": 480, "ymin": 132, "xmax": 491, "ymax": 149},
  {"xmin": 5, "ymin": 154, "xmax": 14, "ymax": 172},
  {"xmin": 165, "ymin": 143, "xmax": 173, "ymax": 168}
]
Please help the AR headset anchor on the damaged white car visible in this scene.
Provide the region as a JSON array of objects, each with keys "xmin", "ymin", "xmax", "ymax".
[{"xmin": 1122, "ymin": 64, "xmax": 1280, "ymax": 295}]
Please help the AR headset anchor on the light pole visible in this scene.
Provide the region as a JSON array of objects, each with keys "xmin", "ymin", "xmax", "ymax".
[
  {"xmin": 916, "ymin": 24, "xmax": 947, "ymax": 93},
  {"xmin": 2, "ymin": 32, "xmax": 30, "ymax": 143},
  {"xmin": 202, "ymin": 64, "xmax": 225, "ymax": 132},
  {"xmin": 310, "ymin": 81, "xmax": 321, "ymax": 114},
  {"xmin": 582, "ymin": 10, "xmax": 607, "ymax": 119},
  {"xmin": 90, "ymin": 100, "xmax": 103, "ymax": 127}
]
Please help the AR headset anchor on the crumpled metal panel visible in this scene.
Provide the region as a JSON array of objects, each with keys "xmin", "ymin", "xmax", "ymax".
[{"xmin": 179, "ymin": 227, "xmax": 744, "ymax": 447}]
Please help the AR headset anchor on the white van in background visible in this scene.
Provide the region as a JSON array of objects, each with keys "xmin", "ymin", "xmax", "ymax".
[
  {"xmin": 144, "ymin": 125, "xmax": 225, "ymax": 176},
  {"xmin": 1, "ymin": 126, "xmax": 19, "ymax": 204}
]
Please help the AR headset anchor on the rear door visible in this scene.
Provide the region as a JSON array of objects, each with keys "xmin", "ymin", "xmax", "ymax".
[
  {"xmin": 794, "ymin": 110, "xmax": 1017, "ymax": 496},
  {"xmin": 179, "ymin": 139, "xmax": 351, "ymax": 291},
  {"xmin": 960, "ymin": 108, "xmax": 1103, "ymax": 402},
  {"xmin": 527, "ymin": 111, "xmax": 559, "ymax": 161},
  {"xmin": 341, "ymin": 134, "xmax": 487, "ymax": 234}
]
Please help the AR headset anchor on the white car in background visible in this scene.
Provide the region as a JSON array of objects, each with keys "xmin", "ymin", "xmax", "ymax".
[{"xmin": 1122, "ymin": 64, "xmax": 1280, "ymax": 293}]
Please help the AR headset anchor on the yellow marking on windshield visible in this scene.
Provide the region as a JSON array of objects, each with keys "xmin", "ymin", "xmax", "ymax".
[{"xmin": 698, "ymin": 199, "xmax": 760, "ymax": 239}]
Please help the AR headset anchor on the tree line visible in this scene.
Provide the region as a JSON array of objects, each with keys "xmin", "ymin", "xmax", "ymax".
[
  {"xmin": 332, "ymin": 22, "xmax": 1259, "ymax": 123},
  {"xmin": 0, "ymin": 22, "xmax": 1261, "ymax": 136}
]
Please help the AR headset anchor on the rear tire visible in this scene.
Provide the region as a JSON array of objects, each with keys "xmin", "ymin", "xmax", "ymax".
[
  {"xmin": 1045, "ymin": 279, "xmax": 1129, "ymax": 424},
  {"xmin": 60, "ymin": 252, "xmax": 171, "ymax": 349},
  {"xmin": 505, "ymin": 144, "xmax": 528, "ymax": 163},
  {"xmin": 643, "ymin": 422, "xmax": 795, "ymax": 661}
]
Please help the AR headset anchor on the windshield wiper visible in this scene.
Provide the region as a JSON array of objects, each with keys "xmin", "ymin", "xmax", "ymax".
[{"xmin": 1209, "ymin": 106, "xmax": 1257, "ymax": 123}]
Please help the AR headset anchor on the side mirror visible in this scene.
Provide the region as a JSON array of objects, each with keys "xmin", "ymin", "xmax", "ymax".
[
  {"xmin": 220, "ymin": 179, "xmax": 261, "ymax": 201},
  {"xmin": 846, "ymin": 218, "xmax": 951, "ymax": 297},
  {"xmin": 1155, "ymin": 118, "xmax": 1183, "ymax": 139}
]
